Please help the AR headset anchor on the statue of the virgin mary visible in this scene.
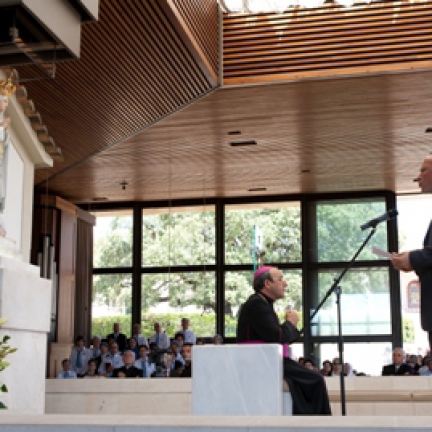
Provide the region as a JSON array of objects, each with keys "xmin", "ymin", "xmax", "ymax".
[{"xmin": 0, "ymin": 73, "xmax": 16, "ymax": 220}]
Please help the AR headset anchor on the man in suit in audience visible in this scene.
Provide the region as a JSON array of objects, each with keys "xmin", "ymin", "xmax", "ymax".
[
  {"xmin": 57, "ymin": 359, "xmax": 77, "ymax": 379},
  {"xmin": 149, "ymin": 322, "xmax": 170, "ymax": 350},
  {"xmin": 134, "ymin": 344, "xmax": 156, "ymax": 378},
  {"xmin": 106, "ymin": 322, "xmax": 127, "ymax": 352},
  {"xmin": 132, "ymin": 323, "xmax": 148, "ymax": 347},
  {"xmin": 180, "ymin": 343, "xmax": 193, "ymax": 378},
  {"xmin": 90, "ymin": 335, "xmax": 101, "ymax": 358},
  {"xmin": 382, "ymin": 348, "xmax": 413, "ymax": 376},
  {"xmin": 69, "ymin": 335, "xmax": 91, "ymax": 377},
  {"xmin": 95, "ymin": 341, "xmax": 109, "ymax": 374},
  {"xmin": 392, "ymin": 153, "xmax": 432, "ymax": 351},
  {"xmin": 112, "ymin": 350, "xmax": 141, "ymax": 378},
  {"xmin": 103, "ymin": 341, "xmax": 124, "ymax": 376},
  {"xmin": 180, "ymin": 318, "xmax": 196, "ymax": 344}
]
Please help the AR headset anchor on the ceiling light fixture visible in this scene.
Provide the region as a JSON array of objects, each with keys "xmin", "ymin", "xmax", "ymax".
[
  {"xmin": 230, "ymin": 140, "xmax": 257, "ymax": 146},
  {"xmin": 248, "ymin": 187, "xmax": 267, "ymax": 191}
]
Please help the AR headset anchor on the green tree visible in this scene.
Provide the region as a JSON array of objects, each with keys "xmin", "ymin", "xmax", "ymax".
[{"xmin": 93, "ymin": 200, "xmax": 392, "ymax": 337}]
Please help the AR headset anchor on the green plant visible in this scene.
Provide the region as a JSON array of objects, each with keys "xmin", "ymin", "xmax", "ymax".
[{"xmin": 0, "ymin": 318, "xmax": 17, "ymax": 409}]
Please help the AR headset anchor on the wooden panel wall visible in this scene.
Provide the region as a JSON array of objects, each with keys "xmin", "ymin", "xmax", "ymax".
[
  {"xmin": 170, "ymin": 0, "xmax": 220, "ymax": 76},
  {"xmin": 13, "ymin": 0, "xmax": 217, "ymax": 186},
  {"xmin": 223, "ymin": 1, "xmax": 432, "ymax": 85}
]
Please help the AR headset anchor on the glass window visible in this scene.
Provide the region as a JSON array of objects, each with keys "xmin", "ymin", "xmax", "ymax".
[
  {"xmin": 310, "ymin": 268, "xmax": 391, "ymax": 336},
  {"xmin": 225, "ymin": 202, "xmax": 301, "ymax": 265},
  {"xmin": 224, "ymin": 269, "xmax": 303, "ymax": 337},
  {"xmin": 315, "ymin": 199, "xmax": 388, "ymax": 262},
  {"xmin": 141, "ymin": 271, "xmax": 216, "ymax": 338},
  {"xmin": 93, "ymin": 210, "xmax": 133, "ymax": 268},
  {"xmin": 91, "ymin": 273, "xmax": 132, "ymax": 338},
  {"xmin": 313, "ymin": 342, "xmax": 393, "ymax": 376},
  {"xmin": 396, "ymin": 194, "xmax": 432, "ymax": 351},
  {"xmin": 142, "ymin": 205, "xmax": 215, "ymax": 267}
]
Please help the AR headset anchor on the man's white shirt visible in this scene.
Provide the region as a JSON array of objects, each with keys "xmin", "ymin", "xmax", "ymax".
[
  {"xmin": 98, "ymin": 352, "xmax": 124, "ymax": 374},
  {"xmin": 133, "ymin": 334, "xmax": 149, "ymax": 347},
  {"xmin": 181, "ymin": 329, "xmax": 196, "ymax": 344},
  {"xmin": 134, "ymin": 359, "xmax": 156, "ymax": 378},
  {"xmin": 57, "ymin": 370, "xmax": 77, "ymax": 379},
  {"xmin": 149, "ymin": 332, "xmax": 170, "ymax": 349},
  {"xmin": 69, "ymin": 347, "xmax": 91, "ymax": 375}
]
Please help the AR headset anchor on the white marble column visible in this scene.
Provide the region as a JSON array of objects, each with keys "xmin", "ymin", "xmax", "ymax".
[{"xmin": 0, "ymin": 256, "xmax": 51, "ymax": 413}]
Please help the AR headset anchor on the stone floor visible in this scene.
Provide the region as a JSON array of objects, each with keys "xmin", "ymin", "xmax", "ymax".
[{"xmin": 1, "ymin": 414, "xmax": 432, "ymax": 432}]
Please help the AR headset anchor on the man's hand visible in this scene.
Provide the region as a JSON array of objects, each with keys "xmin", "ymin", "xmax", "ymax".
[
  {"xmin": 391, "ymin": 252, "xmax": 413, "ymax": 272},
  {"xmin": 285, "ymin": 310, "xmax": 300, "ymax": 327}
]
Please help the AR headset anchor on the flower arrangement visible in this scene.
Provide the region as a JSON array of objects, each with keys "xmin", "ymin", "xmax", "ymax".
[{"xmin": 0, "ymin": 318, "xmax": 17, "ymax": 409}]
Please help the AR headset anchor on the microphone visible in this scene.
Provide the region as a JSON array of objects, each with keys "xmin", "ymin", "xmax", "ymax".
[{"xmin": 360, "ymin": 209, "xmax": 398, "ymax": 231}]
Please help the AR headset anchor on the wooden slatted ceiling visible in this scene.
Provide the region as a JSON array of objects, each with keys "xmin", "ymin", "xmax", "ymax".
[
  {"xmin": 38, "ymin": 70, "xmax": 432, "ymax": 203},
  {"xmin": 223, "ymin": 1, "xmax": 432, "ymax": 85},
  {"xmin": 170, "ymin": 0, "xmax": 220, "ymax": 76},
  {"xmin": 12, "ymin": 0, "xmax": 217, "ymax": 186}
]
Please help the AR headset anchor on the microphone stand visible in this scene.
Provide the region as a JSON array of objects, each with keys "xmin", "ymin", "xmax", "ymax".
[{"xmin": 299, "ymin": 226, "xmax": 378, "ymax": 416}]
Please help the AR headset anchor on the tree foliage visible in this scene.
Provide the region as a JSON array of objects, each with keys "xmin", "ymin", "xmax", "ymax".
[{"xmin": 93, "ymin": 200, "xmax": 391, "ymax": 336}]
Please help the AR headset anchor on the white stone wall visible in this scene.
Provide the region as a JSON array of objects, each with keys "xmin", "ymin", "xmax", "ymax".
[{"xmin": 0, "ymin": 257, "xmax": 51, "ymax": 413}]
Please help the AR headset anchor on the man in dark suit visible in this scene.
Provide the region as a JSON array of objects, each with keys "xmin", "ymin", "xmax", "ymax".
[
  {"xmin": 382, "ymin": 348, "xmax": 413, "ymax": 376},
  {"xmin": 106, "ymin": 322, "xmax": 127, "ymax": 352},
  {"xmin": 112, "ymin": 350, "xmax": 141, "ymax": 378},
  {"xmin": 392, "ymin": 154, "xmax": 432, "ymax": 351}
]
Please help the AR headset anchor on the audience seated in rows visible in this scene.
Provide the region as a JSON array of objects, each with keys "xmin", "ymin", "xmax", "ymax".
[{"xmin": 62, "ymin": 317, "xmax": 432, "ymax": 380}]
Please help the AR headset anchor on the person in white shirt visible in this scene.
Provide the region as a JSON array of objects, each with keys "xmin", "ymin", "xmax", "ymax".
[
  {"xmin": 101, "ymin": 341, "xmax": 124, "ymax": 376},
  {"xmin": 83, "ymin": 358, "xmax": 100, "ymax": 379},
  {"xmin": 180, "ymin": 318, "xmax": 196, "ymax": 344},
  {"xmin": 149, "ymin": 322, "xmax": 170, "ymax": 350},
  {"xmin": 134, "ymin": 344, "xmax": 156, "ymax": 378},
  {"xmin": 421, "ymin": 358, "xmax": 432, "ymax": 376},
  {"xmin": 132, "ymin": 323, "xmax": 149, "ymax": 347},
  {"xmin": 69, "ymin": 336, "xmax": 91, "ymax": 376},
  {"xmin": 169, "ymin": 340, "xmax": 184, "ymax": 371},
  {"xmin": 174, "ymin": 332, "xmax": 184, "ymax": 352},
  {"xmin": 96, "ymin": 342, "xmax": 110, "ymax": 375},
  {"xmin": 57, "ymin": 359, "xmax": 77, "ymax": 379},
  {"xmin": 212, "ymin": 334, "xmax": 223, "ymax": 345},
  {"xmin": 91, "ymin": 335, "xmax": 101, "ymax": 358}
]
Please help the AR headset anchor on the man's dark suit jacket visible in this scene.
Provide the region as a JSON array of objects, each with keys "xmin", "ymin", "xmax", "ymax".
[
  {"xmin": 410, "ymin": 221, "xmax": 432, "ymax": 331},
  {"xmin": 112, "ymin": 365, "xmax": 141, "ymax": 378},
  {"xmin": 381, "ymin": 363, "xmax": 413, "ymax": 376},
  {"xmin": 106, "ymin": 333, "xmax": 127, "ymax": 352}
]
